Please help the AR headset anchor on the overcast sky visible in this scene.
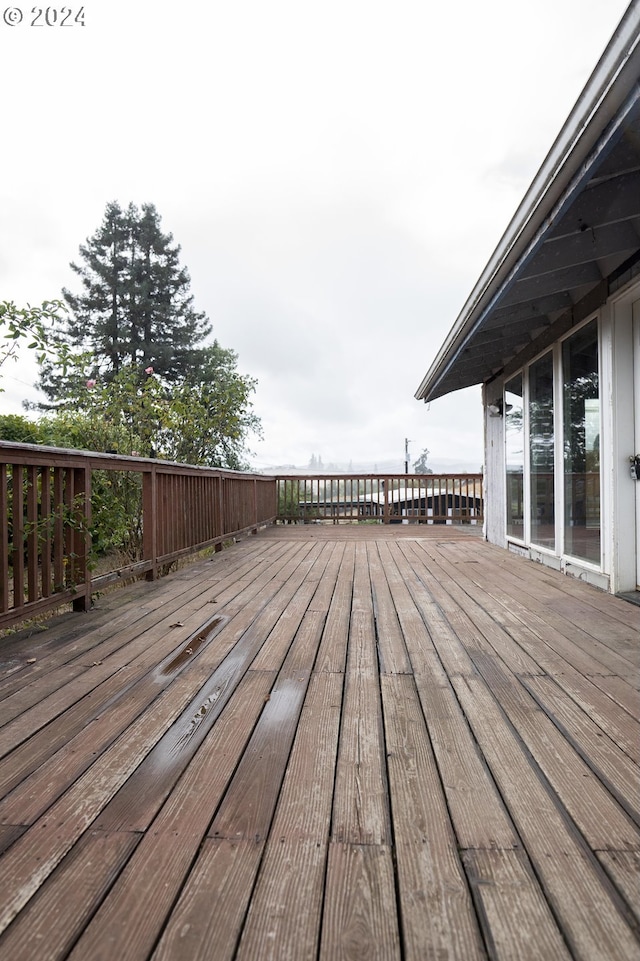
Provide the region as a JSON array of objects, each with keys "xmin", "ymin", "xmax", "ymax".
[{"xmin": 0, "ymin": 0, "xmax": 631, "ymax": 471}]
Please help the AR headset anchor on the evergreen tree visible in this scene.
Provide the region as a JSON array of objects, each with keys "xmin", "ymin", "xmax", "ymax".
[{"xmin": 38, "ymin": 201, "xmax": 212, "ymax": 399}]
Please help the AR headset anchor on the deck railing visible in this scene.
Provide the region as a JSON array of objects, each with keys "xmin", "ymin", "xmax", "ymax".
[
  {"xmin": 1, "ymin": 443, "xmax": 483, "ymax": 629},
  {"xmin": 276, "ymin": 473, "xmax": 483, "ymax": 526},
  {"xmin": 0, "ymin": 441, "xmax": 277, "ymax": 629}
]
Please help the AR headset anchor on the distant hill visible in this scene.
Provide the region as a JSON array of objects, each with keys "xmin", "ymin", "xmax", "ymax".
[{"xmin": 255, "ymin": 457, "xmax": 482, "ymax": 475}]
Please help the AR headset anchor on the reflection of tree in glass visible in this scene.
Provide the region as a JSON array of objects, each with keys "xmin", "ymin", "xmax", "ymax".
[
  {"xmin": 563, "ymin": 371, "xmax": 599, "ymax": 471},
  {"xmin": 528, "ymin": 356, "xmax": 554, "ymax": 472},
  {"xmin": 529, "ymin": 401, "xmax": 555, "ymax": 469},
  {"xmin": 506, "ymin": 407, "xmax": 522, "ymax": 427},
  {"xmin": 505, "ymin": 375, "xmax": 524, "ymax": 465}
]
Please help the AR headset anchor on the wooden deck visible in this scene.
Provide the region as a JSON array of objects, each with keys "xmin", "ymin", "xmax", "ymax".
[{"xmin": 0, "ymin": 524, "xmax": 638, "ymax": 961}]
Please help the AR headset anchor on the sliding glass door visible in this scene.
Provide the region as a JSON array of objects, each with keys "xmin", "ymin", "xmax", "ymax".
[{"xmin": 505, "ymin": 319, "xmax": 602, "ymax": 566}]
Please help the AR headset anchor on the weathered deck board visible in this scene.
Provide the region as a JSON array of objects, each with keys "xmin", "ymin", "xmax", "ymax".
[
  {"xmin": 462, "ymin": 847, "xmax": 573, "ymax": 961},
  {"xmin": 0, "ymin": 523, "xmax": 638, "ymax": 961},
  {"xmin": 0, "ymin": 536, "xmax": 294, "ymax": 741},
  {"xmin": 332, "ymin": 618, "xmax": 389, "ymax": 846},
  {"xmin": 70, "ymin": 672, "xmax": 279, "ymax": 961},
  {"xmin": 452, "ymin": 675, "xmax": 640, "ymax": 961},
  {"xmin": 234, "ymin": 672, "xmax": 343, "ymax": 959},
  {"xmin": 320, "ymin": 843, "xmax": 400, "ymax": 961},
  {"xmin": 381, "ymin": 673, "xmax": 486, "ymax": 961},
  {"xmin": 422, "ymin": 537, "xmax": 639, "ymax": 673},
  {"xmin": 0, "ymin": 829, "xmax": 141, "ymax": 961}
]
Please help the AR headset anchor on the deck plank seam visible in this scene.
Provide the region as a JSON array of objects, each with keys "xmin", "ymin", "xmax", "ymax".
[{"xmin": 520, "ymin": 677, "xmax": 640, "ymax": 830}]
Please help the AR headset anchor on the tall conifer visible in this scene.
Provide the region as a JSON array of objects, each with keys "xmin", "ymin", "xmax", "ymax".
[{"xmin": 39, "ymin": 201, "xmax": 212, "ymax": 399}]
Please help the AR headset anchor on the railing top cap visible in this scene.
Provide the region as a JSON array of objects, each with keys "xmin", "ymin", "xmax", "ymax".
[{"xmin": 0, "ymin": 440, "xmax": 266, "ymax": 477}]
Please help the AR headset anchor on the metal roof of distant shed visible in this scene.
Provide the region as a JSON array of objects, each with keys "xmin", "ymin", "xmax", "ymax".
[{"xmin": 415, "ymin": 0, "xmax": 640, "ymax": 403}]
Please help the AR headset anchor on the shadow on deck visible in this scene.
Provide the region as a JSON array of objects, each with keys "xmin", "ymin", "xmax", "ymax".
[{"xmin": 0, "ymin": 525, "xmax": 638, "ymax": 961}]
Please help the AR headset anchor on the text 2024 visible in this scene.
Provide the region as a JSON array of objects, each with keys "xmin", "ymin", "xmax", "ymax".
[{"xmin": 31, "ymin": 6, "xmax": 85, "ymax": 26}]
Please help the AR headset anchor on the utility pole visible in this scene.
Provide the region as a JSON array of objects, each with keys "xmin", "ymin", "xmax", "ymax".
[{"xmin": 404, "ymin": 437, "xmax": 411, "ymax": 474}]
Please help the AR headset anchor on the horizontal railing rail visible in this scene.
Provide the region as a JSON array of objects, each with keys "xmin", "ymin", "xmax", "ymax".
[
  {"xmin": 276, "ymin": 473, "xmax": 483, "ymax": 526},
  {"xmin": 1, "ymin": 441, "xmax": 277, "ymax": 629}
]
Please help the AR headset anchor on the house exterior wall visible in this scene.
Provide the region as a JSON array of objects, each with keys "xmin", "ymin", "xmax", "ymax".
[
  {"xmin": 481, "ymin": 276, "xmax": 640, "ymax": 594},
  {"xmin": 482, "ymin": 381, "xmax": 507, "ymax": 548}
]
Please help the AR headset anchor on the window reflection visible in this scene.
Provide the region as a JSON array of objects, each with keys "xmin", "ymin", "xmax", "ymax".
[
  {"xmin": 505, "ymin": 374, "xmax": 524, "ymax": 539},
  {"xmin": 563, "ymin": 320, "xmax": 600, "ymax": 563},
  {"xmin": 529, "ymin": 353, "xmax": 555, "ymax": 550}
]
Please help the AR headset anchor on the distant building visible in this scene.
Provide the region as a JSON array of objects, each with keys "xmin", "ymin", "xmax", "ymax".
[
  {"xmin": 295, "ymin": 483, "xmax": 482, "ymax": 524},
  {"xmin": 367, "ymin": 487, "xmax": 482, "ymax": 524},
  {"xmin": 416, "ymin": 2, "xmax": 640, "ymax": 595}
]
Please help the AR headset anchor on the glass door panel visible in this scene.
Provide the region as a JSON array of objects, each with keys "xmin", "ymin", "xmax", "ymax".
[
  {"xmin": 529, "ymin": 353, "xmax": 555, "ymax": 549},
  {"xmin": 505, "ymin": 374, "xmax": 524, "ymax": 540},
  {"xmin": 562, "ymin": 320, "xmax": 600, "ymax": 563}
]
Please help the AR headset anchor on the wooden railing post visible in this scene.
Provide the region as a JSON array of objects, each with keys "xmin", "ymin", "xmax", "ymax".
[
  {"xmin": 12, "ymin": 465, "xmax": 25, "ymax": 613},
  {"xmin": 41, "ymin": 466, "xmax": 52, "ymax": 599},
  {"xmin": 143, "ymin": 464, "xmax": 158, "ymax": 581},
  {"xmin": 0, "ymin": 465, "xmax": 8, "ymax": 614},
  {"xmin": 72, "ymin": 466, "xmax": 92, "ymax": 612},
  {"xmin": 53, "ymin": 467, "xmax": 64, "ymax": 593},
  {"xmin": 26, "ymin": 465, "xmax": 39, "ymax": 603},
  {"xmin": 253, "ymin": 478, "xmax": 258, "ymax": 534}
]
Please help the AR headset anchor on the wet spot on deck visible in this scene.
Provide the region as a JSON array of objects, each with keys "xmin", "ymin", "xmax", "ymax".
[
  {"xmin": 171, "ymin": 686, "xmax": 226, "ymax": 755},
  {"xmin": 158, "ymin": 614, "xmax": 227, "ymax": 677}
]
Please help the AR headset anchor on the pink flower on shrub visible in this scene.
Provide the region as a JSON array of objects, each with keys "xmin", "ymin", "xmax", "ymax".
[
  {"xmin": 86, "ymin": 379, "xmax": 97, "ymax": 389},
  {"xmin": 144, "ymin": 366, "xmax": 154, "ymax": 375}
]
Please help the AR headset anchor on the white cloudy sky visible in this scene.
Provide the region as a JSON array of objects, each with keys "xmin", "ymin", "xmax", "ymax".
[{"xmin": 0, "ymin": 0, "xmax": 631, "ymax": 471}]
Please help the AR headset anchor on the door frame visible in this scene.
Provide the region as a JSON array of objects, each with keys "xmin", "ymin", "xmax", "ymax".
[
  {"xmin": 606, "ymin": 281, "xmax": 640, "ymax": 594},
  {"xmin": 633, "ymin": 297, "xmax": 640, "ymax": 591}
]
